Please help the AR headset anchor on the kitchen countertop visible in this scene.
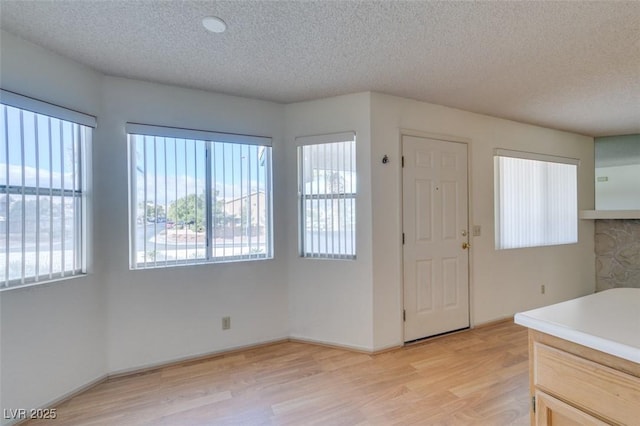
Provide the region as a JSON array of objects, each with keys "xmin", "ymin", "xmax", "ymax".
[{"xmin": 514, "ymin": 288, "xmax": 640, "ymax": 364}]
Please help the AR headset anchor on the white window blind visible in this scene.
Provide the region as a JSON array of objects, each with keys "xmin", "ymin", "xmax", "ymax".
[
  {"xmin": 494, "ymin": 149, "xmax": 578, "ymax": 250},
  {"xmin": 1, "ymin": 91, "xmax": 93, "ymax": 289},
  {"xmin": 127, "ymin": 123, "xmax": 272, "ymax": 269},
  {"xmin": 297, "ymin": 132, "xmax": 356, "ymax": 259}
]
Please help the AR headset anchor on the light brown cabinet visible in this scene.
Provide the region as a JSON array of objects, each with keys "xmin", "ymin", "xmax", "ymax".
[
  {"xmin": 528, "ymin": 330, "xmax": 640, "ymax": 425},
  {"xmin": 535, "ymin": 390, "xmax": 608, "ymax": 426}
]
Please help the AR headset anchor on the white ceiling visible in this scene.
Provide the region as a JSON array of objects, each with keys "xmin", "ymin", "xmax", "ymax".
[{"xmin": 0, "ymin": 0, "xmax": 638, "ymax": 137}]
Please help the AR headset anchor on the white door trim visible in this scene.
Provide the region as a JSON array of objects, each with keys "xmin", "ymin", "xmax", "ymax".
[
  {"xmin": 399, "ymin": 128, "xmax": 471, "ymax": 145},
  {"xmin": 399, "ymin": 130, "xmax": 474, "ymax": 343}
]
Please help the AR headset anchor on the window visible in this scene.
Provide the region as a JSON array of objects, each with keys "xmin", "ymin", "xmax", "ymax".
[
  {"xmin": 0, "ymin": 90, "xmax": 94, "ymax": 289},
  {"xmin": 127, "ymin": 123, "xmax": 272, "ymax": 269},
  {"xmin": 494, "ymin": 149, "xmax": 578, "ymax": 250},
  {"xmin": 297, "ymin": 132, "xmax": 356, "ymax": 259}
]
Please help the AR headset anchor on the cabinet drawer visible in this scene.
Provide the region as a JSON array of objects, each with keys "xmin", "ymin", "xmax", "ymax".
[
  {"xmin": 536, "ymin": 390, "xmax": 608, "ymax": 426},
  {"xmin": 533, "ymin": 342, "xmax": 640, "ymax": 425}
]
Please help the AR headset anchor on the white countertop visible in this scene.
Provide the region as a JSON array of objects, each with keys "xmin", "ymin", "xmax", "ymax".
[{"xmin": 514, "ymin": 288, "xmax": 640, "ymax": 364}]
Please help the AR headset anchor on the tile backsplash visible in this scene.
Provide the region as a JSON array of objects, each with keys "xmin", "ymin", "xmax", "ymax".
[{"xmin": 595, "ymin": 219, "xmax": 640, "ymax": 291}]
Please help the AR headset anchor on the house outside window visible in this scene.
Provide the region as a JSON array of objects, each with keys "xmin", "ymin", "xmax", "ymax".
[{"xmin": 127, "ymin": 123, "xmax": 273, "ymax": 269}]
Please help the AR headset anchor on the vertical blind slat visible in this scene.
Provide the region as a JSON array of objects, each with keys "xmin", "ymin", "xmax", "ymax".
[
  {"xmin": 222, "ymin": 143, "xmax": 227, "ymax": 259},
  {"xmin": 312, "ymin": 145, "xmax": 322, "ymax": 257},
  {"xmin": 331, "ymin": 144, "xmax": 337, "ymax": 258},
  {"xmin": 20, "ymin": 110, "xmax": 26, "ymax": 284},
  {"xmin": 193, "ymin": 139, "xmax": 198, "ymax": 257},
  {"xmin": 351, "ymin": 140, "xmax": 355, "ymax": 256},
  {"xmin": 205, "ymin": 142, "xmax": 211, "ymax": 259},
  {"xmin": 59, "ymin": 121, "xmax": 65, "ymax": 277},
  {"xmin": 71, "ymin": 124, "xmax": 76, "ymax": 274},
  {"xmin": 248, "ymin": 146, "xmax": 252, "ymax": 257},
  {"xmin": 143, "ymin": 136, "xmax": 148, "ymax": 268},
  {"xmin": 173, "ymin": 138, "xmax": 178, "ymax": 265},
  {"xmin": 211, "ymin": 143, "xmax": 215, "ymax": 256},
  {"xmin": 3, "ymin": 107, "xmax": 10, "ymax": 286},
  {"xmin": 153, "ymin": 136, "xmax": 158, "ymax": 268},
  {"xmin": 257, "ymin": 147, "xmax": 261, "ymax": 257},
  {"xmin": 341, "ymin": 141, "xmax": 346, "ymax": 257},
  {"xmin": 164, "ymin": 138, "xmax": 168, "ymax": 261},
  {"xmin": 34, "ymin": 114, "xmax": 40, "ymax": 280},
  {"xmin": 231, "ymin": 144, "xmax": 236, "ymax": 257},
  {"xmin": 239, "ymin": 144, "xmax": 243, "ymax": 258},
  {"xmin": 48, "ymin": 117, "xmax": 53, "ymax": 280},
  {"xmin": 323, "ymin": 143, "xmax": 328, "ymax": 257},
  {"xmin": 183, "ymin": 139, "xmax": 188, "ymax": 263}
]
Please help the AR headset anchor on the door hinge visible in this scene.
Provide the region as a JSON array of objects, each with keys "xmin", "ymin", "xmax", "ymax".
[
  {"xmin": 403, "ymin": 309, "xmax": 406, "ymax": 322},
  {"xmin": 402, "ymin": 156, "xmax": 405, "ymax": 168},
  {"xmin": 402, "ymin": 233, "xmax": 405, "ymax": 245},
  {"xmin": 532, "ymin": 396, "xmax": 536, "ymax": 413}
]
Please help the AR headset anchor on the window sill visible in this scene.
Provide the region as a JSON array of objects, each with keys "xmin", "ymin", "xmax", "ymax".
[{"xmin": 0, "ymin": 273, "xmax": 88, "ymax": 293}]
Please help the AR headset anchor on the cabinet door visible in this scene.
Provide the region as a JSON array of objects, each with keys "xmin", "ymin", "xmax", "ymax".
[
  {"xmin": 535, "ymin": 391, "xmax": 608, "ymax": 426},
  {"xmin": 533, "ymin": 341, "xmax": 640, "ymax": 424}
]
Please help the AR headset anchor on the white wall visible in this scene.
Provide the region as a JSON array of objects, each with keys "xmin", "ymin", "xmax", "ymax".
[
  {"xmin": 595, "ymin": 164, "xmax": 640, "ymax": 210},
  {"xmin": 1, "ymin": 28, "xmax": 599, "ymax": 417},
  {"xmin": 0, "ymin": 30, "xmax": 106, "ymax": 422},
  {"xmin": 284, "ymin": 94, "xmax": 374, "ymax": 351},
  {"xmin": 99, "ymin": 76, "xmax": 289, "ymax": 373},
  {"xmin": 370, "ymin": 93, "xmax": 596, "ymax": 350}
]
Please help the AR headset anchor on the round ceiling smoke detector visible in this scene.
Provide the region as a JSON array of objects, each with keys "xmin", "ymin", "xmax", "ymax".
[{"xmin": 202, "ymin": 16, "xmax": 226, "ymax": 33}]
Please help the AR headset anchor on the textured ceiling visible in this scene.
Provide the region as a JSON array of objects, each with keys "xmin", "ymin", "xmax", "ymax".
[{"xmin": 0, "ymin": 0, "xmax": 638, "ymax": 137}]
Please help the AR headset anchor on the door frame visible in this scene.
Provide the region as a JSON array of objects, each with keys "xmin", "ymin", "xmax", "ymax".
[{"xmin": 399, "ymin": 129, "xmax": 474, "ymax": 343}]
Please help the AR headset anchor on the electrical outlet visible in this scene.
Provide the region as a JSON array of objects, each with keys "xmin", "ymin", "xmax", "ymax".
[
  {"xmin": 541, "ymin": 285, "xmax": 545, "ymax": 295},
  {"xmin": 222, "ymin": 316, "xmax": 231, "ymax": 330}
]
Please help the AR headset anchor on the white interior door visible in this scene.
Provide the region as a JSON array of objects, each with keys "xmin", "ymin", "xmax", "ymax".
[{"xmin": 402, "ymin": 135, "xmax": 469, "ymax": 342}]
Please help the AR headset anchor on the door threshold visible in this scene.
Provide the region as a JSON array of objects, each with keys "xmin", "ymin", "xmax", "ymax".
[{"xmin": 404, "ymin": 326, "xmax": 470, "ymax": 345}]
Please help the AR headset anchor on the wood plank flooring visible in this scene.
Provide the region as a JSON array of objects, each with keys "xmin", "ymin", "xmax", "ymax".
[{"xmin": 25, "ymin": 320, "xmax": 530, "ymax": 425}]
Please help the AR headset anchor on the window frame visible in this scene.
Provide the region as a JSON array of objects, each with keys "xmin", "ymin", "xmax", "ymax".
[
  {"xmin": 0, "ymin": 89, "xmax": 95, "ymax": 290},
  {"xmin": 296, "ymin": 131, "xmax": 356, "ymax": 260},
  {"xmin": 126, "ymin": 123, "xmax": 273, "ymax": 269},
  {"xmin": 494, "ymin": 148, "xmax": 579, "ymax": 250}
]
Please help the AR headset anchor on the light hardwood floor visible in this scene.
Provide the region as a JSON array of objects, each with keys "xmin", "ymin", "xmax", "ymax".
[{"xmin": 25, "ymin": 320, "xmax": 530, "ymax": 425}]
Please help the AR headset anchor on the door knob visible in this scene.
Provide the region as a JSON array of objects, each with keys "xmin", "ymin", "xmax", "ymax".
[{"xmin": 462, "ymin": 242, "xmax": 470, "ymax": 250}]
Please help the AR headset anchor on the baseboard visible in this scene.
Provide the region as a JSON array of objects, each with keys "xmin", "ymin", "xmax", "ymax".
[
  {"xmin": 472, "ymin": 316, "xmax": 515, "ymax": 329},
  {"xmin": 10, "ymin": 374, "xmax": 108, "ymax": 426},
  {"xmin": 108, "ymin": 337, "xmax": 289, "ymax": 379},
  {"xmin": 288, "ymin": 336, "xmax": 386, "ymax": 354}
]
